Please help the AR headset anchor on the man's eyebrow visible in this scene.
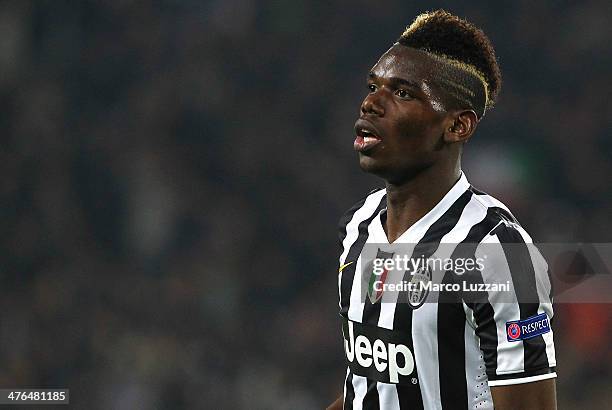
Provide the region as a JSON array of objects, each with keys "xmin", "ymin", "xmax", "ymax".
[{"xmin": 367, "ymin": 72, "xmax": 422, "ymax": 90}]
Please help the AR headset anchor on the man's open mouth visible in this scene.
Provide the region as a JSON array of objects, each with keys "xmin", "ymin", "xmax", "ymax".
[{"xmin": 354, "ymin": 129, "xmax": 382, "ymax": 153}]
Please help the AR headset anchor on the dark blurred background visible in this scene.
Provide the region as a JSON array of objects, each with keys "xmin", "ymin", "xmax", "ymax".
[{"xmin": 1, "ymin": 1, "xmax": 610, "ymax": 409}]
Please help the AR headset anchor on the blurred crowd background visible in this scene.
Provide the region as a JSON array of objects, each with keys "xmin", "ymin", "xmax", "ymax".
[{"xmin": 1, "ymin": 1, "xmax": 610, "ymax": 409}]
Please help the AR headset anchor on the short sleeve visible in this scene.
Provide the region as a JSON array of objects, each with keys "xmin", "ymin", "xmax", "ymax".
[{"xmin": 465, "ymin": 222, "xmax": 557, "ymax": 386}]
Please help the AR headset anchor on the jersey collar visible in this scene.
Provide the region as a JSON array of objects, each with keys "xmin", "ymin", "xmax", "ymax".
[{"xmin": 371, "ymin": 172, "xmax": 470, "ymax": 244}]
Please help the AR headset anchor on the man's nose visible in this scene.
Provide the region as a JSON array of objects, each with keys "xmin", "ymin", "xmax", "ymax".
[{"xmin": 360, "ymin": 91, "xmax": 385, "ymax": 117}]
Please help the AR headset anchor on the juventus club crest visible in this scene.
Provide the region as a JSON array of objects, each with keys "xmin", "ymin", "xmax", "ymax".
[{"xmin": 406, "ymin": 262, "xmax": 432, "ymax": 309}]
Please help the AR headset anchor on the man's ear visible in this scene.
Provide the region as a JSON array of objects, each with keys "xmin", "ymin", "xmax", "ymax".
[{"xmin": 443, "ymin": 110, "xmax": 478, "ymax": 143}]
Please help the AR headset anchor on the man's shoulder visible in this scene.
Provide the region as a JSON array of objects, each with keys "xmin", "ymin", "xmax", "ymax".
[
  {"xmin": 467, "ymin": 186, "xmax": 535, "ymax": 243},
  {"xmin": 338, "ymin": 187, "xmax": 387, "ymax": 232}
]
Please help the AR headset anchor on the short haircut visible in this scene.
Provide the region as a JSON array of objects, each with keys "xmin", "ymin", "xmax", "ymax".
[{"xmin": 397, "ymin": 10, "xmax": 502, "ymax": 119}]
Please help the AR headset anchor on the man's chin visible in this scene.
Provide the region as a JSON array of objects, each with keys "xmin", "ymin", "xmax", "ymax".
[
  {"xmin": 358, "ymin": 155, "xmax": 429, "ymax": 184},
  {"xmin": 358, "ymin": 154, "xmax": 387, "ymax": 176}
]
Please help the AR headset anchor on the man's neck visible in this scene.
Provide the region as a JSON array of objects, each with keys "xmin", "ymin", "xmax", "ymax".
[{"xmin": 384, "ymin": 165, "xmax": 461, "ymax": 243}]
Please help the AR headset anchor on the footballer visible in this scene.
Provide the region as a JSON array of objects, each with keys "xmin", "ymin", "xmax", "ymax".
[{"xmin": 328, "ymin": 10, "xmax": 557, "ymax": 410}]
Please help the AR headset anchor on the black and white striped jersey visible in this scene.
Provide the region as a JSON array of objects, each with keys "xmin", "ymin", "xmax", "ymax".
[{"xmin": 337, "ymin": 173, "xmax": 556, "ymax": 410}]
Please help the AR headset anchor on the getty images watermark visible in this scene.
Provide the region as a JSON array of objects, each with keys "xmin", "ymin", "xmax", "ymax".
[
  {"xmin": 370, "ymin": 252, "xmax": 511, "ymax": 294},
  {"xmin": 354, "ymin": 243, "xmax": 612, "ymax": 305}
]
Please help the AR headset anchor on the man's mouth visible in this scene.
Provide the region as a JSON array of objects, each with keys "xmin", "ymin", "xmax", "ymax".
[{"xmin": 354, "ymin": 129, "xmax": 382, "ymax": 153}]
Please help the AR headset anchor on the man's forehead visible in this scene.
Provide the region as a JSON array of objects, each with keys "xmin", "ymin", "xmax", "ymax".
[
  {"xmin": 370, "ymin": 44, "xmax": 434, "ymax": 82},
  {"xmin": 369, "ymin": 44, "xmax": 448, "ymax": 113}
]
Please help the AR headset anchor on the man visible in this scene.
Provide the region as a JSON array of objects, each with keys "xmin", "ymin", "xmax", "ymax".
[{"xmin": 328, "ymin": 10, "xmax": 557, "ymax": 410}]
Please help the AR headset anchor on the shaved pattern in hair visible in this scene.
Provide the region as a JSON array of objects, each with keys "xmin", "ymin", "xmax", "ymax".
[{"xmin": 398, "ymin": 10, "xmax": 502, "ymax": 118}]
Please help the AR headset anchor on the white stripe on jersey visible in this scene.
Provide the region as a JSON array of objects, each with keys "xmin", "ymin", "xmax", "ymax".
[
  {"xmin": 376, "ymin": 382, "xmax": 401, "ymax": 410},
  {"xmin": 464, "ymin": 318, "xmax": 493, "ymax": 409},
  {"xmin": 411, "ymin": 303, "xmax": 441, "ymax": 409},
  {"xmin": 487, "ymin": 372, "xmax": 557, "ymax": 387},
  {"xmin": 542, "ymin": 330, "xmax": 557, "ymax": 371},
  {"xmin": 343, "ymin": 367, "xmax": 350, "ymax": 407},
  {"xmin": 351, "ymin": 375, "xmax": 368, "ymax": 410},
  {"xmin": 348, "ymin": 252, "xmax": 365, "ymax": 322}
]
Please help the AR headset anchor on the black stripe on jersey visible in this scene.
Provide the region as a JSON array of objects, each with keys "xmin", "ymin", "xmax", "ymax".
[
  {"xmin": 344, "ymin": 371, "xmax": 354, "ymax": 410},
  {"xmin": 437, "ymin": 273, "xmax": 469, "ymax": 408},
  {"xmin": 339, "ymin": 193, "xmax": 387, "ymax": 315},
  {"xmin": 397, "ymin": 383, "xmax": 425, "ymax": 410},
  {"xmin": 494, "ymin": 226, "xmax": 550, "ymax": 372},
  {"xmin": 437, "ymin": 207, "xmax": 504, "ymax": 409},
  {"xmin": 362, "ymin": 380, "xmax": 380, "ymax": 410}
]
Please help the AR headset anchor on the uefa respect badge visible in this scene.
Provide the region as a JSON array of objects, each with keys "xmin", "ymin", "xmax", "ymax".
[{"xmin": 506, "ymin": 313, "xmax": 551, "ymax": 342}]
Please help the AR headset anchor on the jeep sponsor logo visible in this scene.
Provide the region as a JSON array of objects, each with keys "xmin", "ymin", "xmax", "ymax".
[{"xmin": 343, "ymin": 319, "xmax": 415, "ymax": 384}]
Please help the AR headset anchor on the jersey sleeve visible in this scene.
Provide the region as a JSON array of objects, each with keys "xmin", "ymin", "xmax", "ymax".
[{"xmin": 465, "ymin": 222, "xmax": 557, "ymax": 387}]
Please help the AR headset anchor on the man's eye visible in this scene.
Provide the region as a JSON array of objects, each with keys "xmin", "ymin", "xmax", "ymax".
[
  {"xmin": 368, "ymin": 84, "xmax": 377, "ymax": 93},
  {"xmin": 396, "ymin": 89, "xmax": 410, "ymax": 98}
]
